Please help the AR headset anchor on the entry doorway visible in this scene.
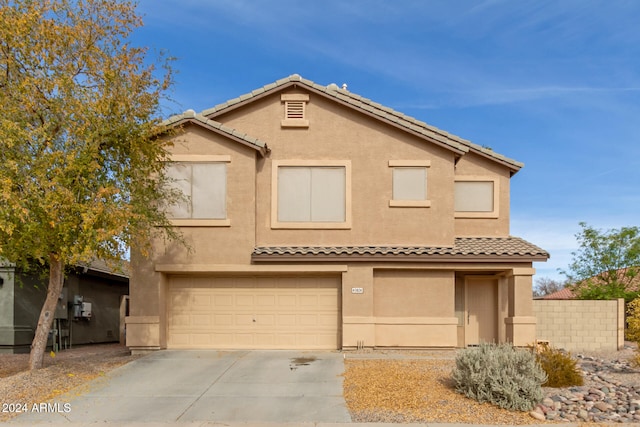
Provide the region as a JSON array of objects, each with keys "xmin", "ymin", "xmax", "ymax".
[{"xmin": 463, "ymin": 276, "xmax": 499, "ymax": 346}]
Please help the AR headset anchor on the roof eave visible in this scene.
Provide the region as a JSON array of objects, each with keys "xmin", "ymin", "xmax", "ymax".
[
  {"xmin": 160, "ymin": 115, "xmax": 269, "ymax": 157},
  {"xmin": 251, "ymin": 254, "xmax": 549, "ymax": 263},
  {"xmin": 468, "ymin": 146, "xmax": 523, "ymax": 175}
]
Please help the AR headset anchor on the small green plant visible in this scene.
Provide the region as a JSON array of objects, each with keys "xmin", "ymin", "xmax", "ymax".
[
  {"xmin": 451, "ymin": 343, "xmax": 547, "ymax": 411},
  {"xmin": 534, "ymin": 344, "xmax": 583, "ymax": 387}
]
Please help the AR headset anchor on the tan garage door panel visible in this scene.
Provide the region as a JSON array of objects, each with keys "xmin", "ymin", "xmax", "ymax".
[{"xmin": 167, "ymin": 276, "xmax": 340, "ymax": 349}]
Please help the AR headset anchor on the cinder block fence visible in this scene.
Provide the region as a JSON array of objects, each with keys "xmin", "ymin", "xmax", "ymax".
[{"xmin": 533, "ymin": 298, "xmax": 625, "ymax": 352}]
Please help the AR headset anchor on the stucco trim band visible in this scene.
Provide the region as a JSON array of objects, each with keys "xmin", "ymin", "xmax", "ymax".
[
  {"xmin": 154, "ymin": 264, "xmax": 349, "ymax": 273},
  {"xmin": 344, "ymin": 316, "xmax": 458, "ymax": 325}
]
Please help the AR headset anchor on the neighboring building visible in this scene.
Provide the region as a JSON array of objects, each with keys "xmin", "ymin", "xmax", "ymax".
[
  {"xmin": 537, "ymin": 288, "xmax": 575, "ymax": 300},
  {"xmin": 539, "ymin": 268, "xmax": 640, "ymax": 300},
  {"xmin": 126, "ymin": 74, "xmax": 549, "ymax": 352},
  {"xmin": 0, "ymin": 260, "xmax": 129, "ymax": 354},
  {"xmin": 571, "ymin": 267, "xmax": 640, "ymax": 299}
]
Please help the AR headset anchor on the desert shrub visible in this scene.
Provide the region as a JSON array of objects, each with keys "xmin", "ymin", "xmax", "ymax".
[
  {"xmin": 628, "ymin": 298, "xmax": 640, "ymax": 366},
  {"xmin": 628, "ymin": 298, "xmax": 640, "ymax": 343},
  {"xmin": 451, "ymin": 343, "xmax": 547, "ymax": 411},
  {"xmin": 630, "ymin": 351, "xmax": 640, "ymax": 368},
  {"xmin": 534, "ymin": 345, "xmax": 583, "ymax": 387}
]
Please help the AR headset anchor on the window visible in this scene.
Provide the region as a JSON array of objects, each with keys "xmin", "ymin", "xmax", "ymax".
[
  {"xmin": 388, "ymin": 160, "xmax": 431, "ymax": 207},
  {"xmin": 281, "ymin": 94, "xmax": 309, "ymax": 127},
  {"xmin": 165, "ymin": 155, "xmax": 230, "ymax": 226},
  {"xmin": 454, "ymin": 176, "xmax": 499, "ymax": 218},
  {"xmin": 272, "ymin": 160, "xmax": 351, "ymax": 229}
]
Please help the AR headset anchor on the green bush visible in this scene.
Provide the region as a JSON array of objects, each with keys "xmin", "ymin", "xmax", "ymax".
[
  {"xmin": 534, "ymin": 345, "xmax": 583, "ymax": 387},
  {"xmin": 451, "ymin": 343, "xmax": 547, "ymax": 411}
]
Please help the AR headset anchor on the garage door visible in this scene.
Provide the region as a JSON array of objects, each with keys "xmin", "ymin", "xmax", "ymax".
[{"xmin": 167, "ymin": 275, "xmax": 340, "ymax": 349}]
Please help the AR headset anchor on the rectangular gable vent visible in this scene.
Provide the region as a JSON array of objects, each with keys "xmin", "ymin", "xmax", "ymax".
[
  {"xmin": 286, "ymin": 101, "xmax": 305, "ymax": 119},
  {"xmin": 281, "ymin": 94, "xmax": 309, "ymax": 127}
]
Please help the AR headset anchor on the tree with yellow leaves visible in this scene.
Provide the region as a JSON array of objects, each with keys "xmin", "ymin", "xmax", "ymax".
[{"xmin": 0, "ymin": 0, "xmax": 182, "ymax": 369}]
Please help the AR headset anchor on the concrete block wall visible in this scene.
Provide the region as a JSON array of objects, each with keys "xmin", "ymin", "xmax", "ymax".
[{"xmin": 533, "ymin": 299, "xmax": 624, "ymax": 352}]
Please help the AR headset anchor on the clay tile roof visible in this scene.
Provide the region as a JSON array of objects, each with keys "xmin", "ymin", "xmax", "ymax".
[
  {"xmin": 539, "ymin": 288, "xmax": 575, "ymax": 300},
  {"xmin": 202, "ymin": 74, "xmax": 523, "ymax": 173},
  {"xmin": 161, "ymin": 110, "xmax": 269, "ymax": 156},
  {"xmin": 252, "ymin": 236, "xmax": 549, "ymax": 262}
]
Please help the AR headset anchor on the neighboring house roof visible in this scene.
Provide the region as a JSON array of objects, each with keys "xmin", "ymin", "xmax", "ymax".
[
  {"xmin": 572, "ymin": 267, "xmax": 640, "ymax": 292},
  {"xmin": 2, "ymin": 258, "xmax": 129, "ymax": 280},
  {"xmin": 539, "ymin": 288, "xmax": 575, "ymax": 300},
  {"xmin": 76, "ymin": 259, "xmax": 130, "ymax": 281},
  {"xmin": 202, "ymin": 74, "xmax": 523, "ymax": 174},
  {"xmin": 252, "ymin": 236, "xmax": 549, "ymax": 262},
  {"xmin": 543, "ymin": 268, "xmax": 640, "ymax": 300},
  {"xmin": 161, "ymin": 109, "xmax": 270, "ymax": 157}
]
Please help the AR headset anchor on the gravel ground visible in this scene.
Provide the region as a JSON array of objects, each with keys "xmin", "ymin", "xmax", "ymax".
[
  {"xmin": 0, "ymin": 343, "xmax": 140, "ymax": 422},
  {"xmin": 343, "ymin": 344, "xmax": 640, "ymax": 425},
  {"xmin": 344, "ymin": 357, "xmax": 537, "ymax": 424}
]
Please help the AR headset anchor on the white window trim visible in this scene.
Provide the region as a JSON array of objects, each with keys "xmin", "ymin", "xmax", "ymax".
[
  {"xmin": 388, "ymin": 160, "xmax": 432, "ymax": 208},
  {"xmin": 454, "ymin": 175, "xmax": 499, "ymax": 218},
  {"xmin": 271, "ymin": 159, "xmax": 352, "ymax": 229},
  {"xmin": 167, "ymin": 154, "xmax": 231, "ymax": 227}
]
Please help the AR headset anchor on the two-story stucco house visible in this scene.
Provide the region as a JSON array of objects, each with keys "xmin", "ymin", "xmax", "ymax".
[{"xmin": 126, "ymin": 74, "xmax": 549, "ymax": 352}]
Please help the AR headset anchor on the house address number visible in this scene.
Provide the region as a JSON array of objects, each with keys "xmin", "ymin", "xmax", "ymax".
[{"xmin": 351, "ymin": 287, "xmax": 364, "ymax": 294}]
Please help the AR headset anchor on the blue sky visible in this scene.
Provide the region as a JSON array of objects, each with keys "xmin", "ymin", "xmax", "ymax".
[{"xmin": 133, "ymin": 0, "xmax": 640, "ymax": 283}]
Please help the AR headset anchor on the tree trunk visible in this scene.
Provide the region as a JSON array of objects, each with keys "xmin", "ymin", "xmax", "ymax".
[{"xmin": 29, "ymin": 254, "xmax": 64, "ymax": 370}]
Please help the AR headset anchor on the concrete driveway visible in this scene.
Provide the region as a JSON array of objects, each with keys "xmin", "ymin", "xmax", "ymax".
[{"xmin": 10, "ymin": 350, "xmax": 351, "ymax": 424}]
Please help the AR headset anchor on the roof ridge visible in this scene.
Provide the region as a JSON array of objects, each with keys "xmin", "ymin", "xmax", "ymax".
[
  {"xmin": 329, "ymin": 86, "xmax": 523, "ymax": 169},
  {"xmin": 161, "ymin": 110, "xmax": 269, "ymax": 154},
  {"xmin": 327, "ymin": 84, "xmax": 474, "ymax": 141},
  {"xmin": 199, "ymin": 74, "xmax": 523, "ymax": 170}
]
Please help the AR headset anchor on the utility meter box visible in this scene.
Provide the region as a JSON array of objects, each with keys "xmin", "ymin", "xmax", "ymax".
[
  {"xmin": 81, "ymin": 302, "xmax": 92, "ymax": 319},
  {"xmin": 54, "ymin": 288, "xmax": 68, "ymax": 319},
  {"xmin": 73, "ymin": 295, "xmax": 83, "ymax": 318}
]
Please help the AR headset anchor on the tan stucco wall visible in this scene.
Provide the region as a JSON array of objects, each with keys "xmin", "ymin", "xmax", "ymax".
[
  {"xmin": 374, "ymin": 270, "xmax": 453, "ymax": 317},
  {"xmin": 533, "ymin": 299, "xmax": 625, "ymax": 352},
  {"xmin": 126, "ymin": 84, "xmax": 533, "ymax": 351},
  {"xmin": 128, "ymin": 258, "xmax": 536, "ymax": 350},
  {"xmin": 156, "ymin": 88, "xmax": 514, "ymax": 253},
  {"xmin": 454, "ymin": 152, "xmax": 511, "ymax": 236},
  {"xmin": 504, "ymin": 268, "xmax": 536, "ymax": 346},
  {"xmin": 126, "ymin": 249, "xmax": 163, "ymax": 350},
  {"xmin": 342, "ymin": 266, "xmax": 458, "ymax": 348},
  {"xmin": 217, "ymin": 89, "xmax": 460, "ymax": 246},
  {"xmin": 155, "ymin": 125, "xmax": 258, "ymax": 265}
]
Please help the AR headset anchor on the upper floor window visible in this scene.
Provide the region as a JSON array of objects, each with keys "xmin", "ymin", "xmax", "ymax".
[
  {"xmin": 389, "ymin": 160, "xmax": 431, "ymax": 207},
  {"xmin": 165, "ymin": 155, "xmax": 231, "ymax": 226},
  {"xmin": 281, "ymin": 94, "xmax": 309, "ymax": 128},
  {"xmin": 271, "ymin": 160, "xmax": 352, "ymax": 229},
  {"xmin": 454, "ymin": 176, "xmax": 499, "ymax": 218}
]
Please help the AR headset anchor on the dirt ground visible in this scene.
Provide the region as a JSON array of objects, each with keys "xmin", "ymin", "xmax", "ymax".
[{"xmin": 0, "ymin": 343, "xmax": 140, "ymax": 422}]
